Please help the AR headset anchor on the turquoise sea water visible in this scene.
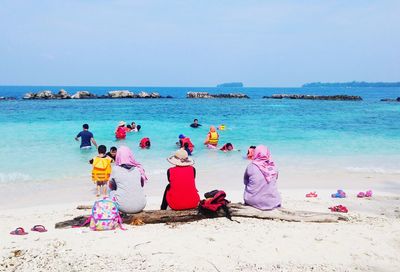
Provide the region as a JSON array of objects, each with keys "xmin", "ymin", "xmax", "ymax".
[{"xmin": 1, "ymin": 86, "xmax": 399, "ymax": 184}]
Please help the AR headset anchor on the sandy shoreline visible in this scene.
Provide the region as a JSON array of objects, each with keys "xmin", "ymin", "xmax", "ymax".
[
  {"xmin": 1, "ymin": 186, "xmax": 400, "ymax": 272},
  {"xmin": 1, "ymin": 165, "xmax": 400, "ymax": 272}
]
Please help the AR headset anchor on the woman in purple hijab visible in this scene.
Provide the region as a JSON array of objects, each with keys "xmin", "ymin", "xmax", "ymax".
[{"xmin": 243, "ymin": 145, "xmax": 281, "ymax": 210}]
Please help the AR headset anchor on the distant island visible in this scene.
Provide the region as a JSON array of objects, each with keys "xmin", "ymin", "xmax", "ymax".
[
  {"xmin": 302, "ymin": 81, "xmax": 400, "ymax": 88},
  {"xmin": 217, "ymin": 82, "xmax": 243, "ymax": 88}
]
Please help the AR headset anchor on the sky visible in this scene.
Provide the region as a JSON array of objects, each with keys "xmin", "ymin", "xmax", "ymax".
[{"xmin": 0, "ymin": 0, "xmax": 399, "ymax": 87}]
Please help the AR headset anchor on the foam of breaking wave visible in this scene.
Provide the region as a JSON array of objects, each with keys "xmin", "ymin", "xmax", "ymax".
[
  {"xmin": 0, "ymin": 172, "xmax": 32, "ymax": 183},
  {"xmin": 345, "ymin": 167, "xmax": 400, "ymax": 174}
]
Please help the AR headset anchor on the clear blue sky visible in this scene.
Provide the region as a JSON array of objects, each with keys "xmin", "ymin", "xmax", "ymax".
[{"xmin": 0, "ymin": 0, "xmax": 399, "ymax": 87}]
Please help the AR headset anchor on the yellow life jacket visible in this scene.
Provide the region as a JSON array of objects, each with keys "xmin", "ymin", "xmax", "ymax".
[
  {"xmin": 92, "ymin": 157, "xmax": 111, "ymax": 182},
  {"xmin": 208, "ymin": 131, "xmax": 219, "ymax": 145}
]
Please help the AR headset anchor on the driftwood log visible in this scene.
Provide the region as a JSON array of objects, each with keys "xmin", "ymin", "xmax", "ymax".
[{"xmin": 55, "ymin": 203, "xmax": 348, "ymax": 229}]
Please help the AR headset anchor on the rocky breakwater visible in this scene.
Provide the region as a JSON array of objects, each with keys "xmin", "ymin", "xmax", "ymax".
[
  {"xmin": 23, "ymin": 89, "xmax": 73, "ymax": 100},
  {"xmin": 263, "ymin": 94, "xmax": 363, "ymax": 101},
  {"xmin": 187, "ymin": 92, "xmax": 249, "ymax": 99},
  {"xmin": 380, "ymin": 97, "xmax": 400, "ymax": 102},
  {"xmin": 106, "ymin": 90, "xmax": 166, "ymax": 98},
  {"xmin": 22, "ymin": 90, "xmax": 171, "ymax": 100}
]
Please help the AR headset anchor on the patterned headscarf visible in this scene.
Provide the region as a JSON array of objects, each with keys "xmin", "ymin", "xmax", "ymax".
[{"xmin": 251, "ymin": 145, "xmax": 278, "ymax": 183}]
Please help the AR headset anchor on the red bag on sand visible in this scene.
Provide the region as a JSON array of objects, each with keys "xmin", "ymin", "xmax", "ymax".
[{"xmin": 198, "ymin": 190, "xmax": 232, "ymax": 220}]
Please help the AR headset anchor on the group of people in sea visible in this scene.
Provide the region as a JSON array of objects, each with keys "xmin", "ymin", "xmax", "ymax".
[
  {"xmin": 115, "ymin": 121, "xmax": 141, "ymax": 140},
  {"xmin": 75, "ymin": 120, "xmax": 281, "ymax": 213}
]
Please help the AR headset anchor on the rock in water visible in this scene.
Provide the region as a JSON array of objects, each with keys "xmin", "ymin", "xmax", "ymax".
[
  {"xmin": 263, "ymin": 94, "xmax": 362, "ymax": 101},
  {"xmin": 186, "ymin": 92, "xmax": 249, "ymax": 98},
  {"xmin": 381, "ymin": 97, "xmax": 400, "ymax": 102},
  {"xmin": 108, "ymin": 90, "xmax": 135, "ymax": 98},
  {"xmin": 56, "ymin": 89, "xmax": 70, "ymax": 99},
  {"xmin": 187, "ymin": 92, "xmax": 213, "ymax": 98},
  {"xmin": 23, "ymin": 93, "xmax": 35, "ymax": 99},
  {"xmin": 71, "ymin": 91, "xmax": 96, "ymax": 99},
  {"xmin": 36, "ymin": 90, "xmax": 54, "ymax": 99}
]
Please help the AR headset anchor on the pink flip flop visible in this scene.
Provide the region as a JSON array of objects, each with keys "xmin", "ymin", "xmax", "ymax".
[
  {"xmin": 31, "ymin": 225, "xmax": 47, "ymax": 233},
  {"xmin": 365, "ymin": 190, "xmax": 373, "ymax": 197},
  {"xmin": 306, "ymin": 192, "xmax": 318, "ymax": 198},
  {"xmin": 10, "ymin": 227, "xmax": 28, "ymax": 235},
  {"xmin": 357, "ymin": 192, "xmax": 365, "ymax": 198}
]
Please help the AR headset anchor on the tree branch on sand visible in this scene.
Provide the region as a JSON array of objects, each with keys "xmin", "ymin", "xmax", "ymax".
[{"xmin": 55, "ymin": 203, "xmax": 348, "ymax": 229}]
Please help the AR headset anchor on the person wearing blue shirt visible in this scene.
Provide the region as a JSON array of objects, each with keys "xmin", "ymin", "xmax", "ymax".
[{"xmin": 75, "ymin": 124, "xmax": 98, "ymax": 149}]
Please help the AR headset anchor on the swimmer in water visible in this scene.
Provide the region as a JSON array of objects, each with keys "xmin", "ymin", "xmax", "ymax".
[
  {"xmin": 190, "ymin": 119, "xmax": 202, "ymax": 128},
  {"xmin": 220, "ymin": 143, "xmax": 234, "ymax": 152}
]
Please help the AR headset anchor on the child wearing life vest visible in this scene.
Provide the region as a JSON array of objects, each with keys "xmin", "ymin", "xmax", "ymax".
[
  {"xmin": 91, "ymin": 145, "xmax": 112, "ymax": 197},
  {"xmin": 178, "ymin": 134, "xmax": 194, "ymax": 155},
  {"xmin": 204, "ymin": 126, "xmax": 219, "ymax": 147}
]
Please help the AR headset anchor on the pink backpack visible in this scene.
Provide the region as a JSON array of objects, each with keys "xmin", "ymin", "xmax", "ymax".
[{"xmin": 86, "ymin": 198, "xmax": 125, "ymax": 231}]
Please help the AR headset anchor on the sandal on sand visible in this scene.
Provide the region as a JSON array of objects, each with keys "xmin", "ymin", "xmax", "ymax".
[
  {"xmin": 306, "ymin": 192, "xmax": 318, "ymax": 198},
  {"xmin": 10, "ymin": 227, "xmax": 28, "ymax": 235},
  {"xmin": 357, "ymin": 192, "xmax": 365, "ymax": 198},
  {"xmin": 329, "ymin": 205, "xmax": 348, "ymax": 213},
  {"xmin": 331, "ymin": 190, "xmax": 346, "ymax": 198},
  {"xmin": 365, "ymin": 190, "xmax": 373, "ymax": 197},
  {"xmin": 31, "ymin": 225, "xmax": 47, "ymax": 233}
]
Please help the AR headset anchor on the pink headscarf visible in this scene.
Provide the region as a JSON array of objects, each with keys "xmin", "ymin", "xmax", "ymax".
[
  {"xmin": 251, "ymin": 145, "xmax": 278, "ymax": 183},
  {"xmin": 115, "ymin": 145, "xmax": 148, "ymax": 182}
]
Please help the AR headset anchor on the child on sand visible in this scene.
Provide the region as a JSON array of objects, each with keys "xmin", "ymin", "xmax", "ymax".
[
  {"xmin": 91, "ymin": 145, "xmax": 112, "ymax": 197},
  {"xmin": 106, "ymin": 146, "xmax": 117, "ymax": 162}
]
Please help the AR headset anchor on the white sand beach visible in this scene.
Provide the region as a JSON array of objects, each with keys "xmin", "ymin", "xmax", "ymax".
[{"xmin": 1, "ymin": 168, "xmax": 400, "ymax": 272}]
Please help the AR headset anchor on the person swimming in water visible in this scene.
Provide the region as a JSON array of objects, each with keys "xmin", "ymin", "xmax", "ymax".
[
  {"xmin": 204, "ymin": 126, "xmax": 219, "ymax": 148},
  {"xmin": 139, "ymin": 137, "xmax": 151, "ymax": 149},
  {"xmin": 190, "ymin": 119, "xmax": 202, "ymax": 128},
  {"xmin": 220, "ymin": 143, "xmax": 234, "ymax": 152}
]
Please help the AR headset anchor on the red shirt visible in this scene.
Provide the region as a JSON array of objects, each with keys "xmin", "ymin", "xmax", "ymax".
[{"xmin": 166, "ymin": 166, "xmax": 200, "ymax": 210}]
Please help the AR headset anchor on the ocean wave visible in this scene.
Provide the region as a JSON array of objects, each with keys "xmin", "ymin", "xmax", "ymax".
[
  {"xmin": 0, "ymin": 172, "xmax": 32, "ymax": 183},
  {"xmin": 345, "ymin": 167, "xmax": 400, "ymax": 174}
]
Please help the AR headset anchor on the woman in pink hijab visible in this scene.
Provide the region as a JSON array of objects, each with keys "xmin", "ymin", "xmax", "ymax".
[
  {"xmin": 109, "ymin": 146, "xmax": 147, "ymax": 213},
  {"xmin": 243, "ymin": 145, "xmax": 281, "ymax": 210}
]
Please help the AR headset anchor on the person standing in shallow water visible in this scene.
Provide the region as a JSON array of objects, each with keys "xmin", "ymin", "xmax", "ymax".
[
  {"xmin": 243, "ymin": 145, "xmax": 281, "ymax": 210},
  {"xmin": 75, "ymin": 123, "xmax": 97, "ymax": 149}
]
